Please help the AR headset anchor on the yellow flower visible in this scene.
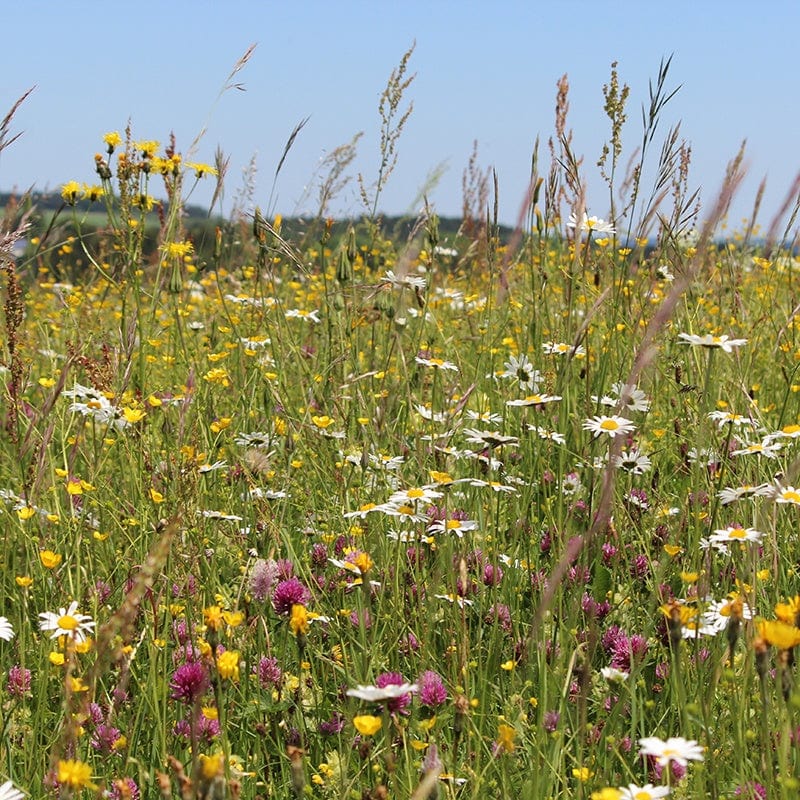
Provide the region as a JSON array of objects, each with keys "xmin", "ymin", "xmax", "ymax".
[
  {"xmin": 204, "ymin": 605, "xmax": 223, "ymax": 631},
  {"xmin": 572, "ymin": 767, "xmax": 593, "ymax": 782},
  {"xmin": 290, "ymin": 604, "xmax": 309, "ymax": 636},
  {"xmin": 592, "ymin": 789, "xmax": 622, "ymax": 800},
  {"xmin": 210, "ymin": 417, "xmax": 232, "ymax": 433},
  {"xmin": 15, "ymin": 576, "xmax": 32, "ymax": 588},
  {"xmin": 496, "ymin": 723, "xmax": 516, "ymax": 753},
  {"xmin": 759, "ymin": 619, "xmax": 800, "ymax": 650},
  {"xmin": 122, "ymin": 407, "xmax": 146, "ymax": 424},
  {"xmin": 198, "ymin": 753, "xmax": 224, "ymax": 781},
  {"xmin": 165, "ymin": 240, "xmax": 194, "ymax": 260},
  {"xmin": 40, "ymin": 550, "xmax": 62, "ymax": 569},
  {"xmin": 216, "ymin": 650, "xmax": 240, "ymax": 682},
  {"xmin": 60, "ymin": 181, "xmax": 81, "ymax": 204},
  {"xmin": 49, "ymin": 651, "xmax": 65, "ymax": 666},
  {"xmin": 775, "ymin": 596, "xmax": 800, "ymax": 624},
  {"xmin": 222, "ymin": 610, "xmax": 244, "ymax": 628},
  {"xmin": 186, "ymin": 162, "xmax": 218, "ymax": 179},
  {"xmin": 82, "ymin": 184, "xmax": 104, "ymax": 202},
  {"xmin": 429, "ymin": 470, "xmax": 453, "ymax": 485},
  {"xmin": 103, "ymin": 131, "xmax": 122, "ymax": 150},
  {"xmin": 203, "ymin": 368, "xmax": 231, "ymax": 387},
  {"xmin": 16, "ymin": 505, "xmax": 36, "ymax": 520},
  {"xmin": 149, "ymin": 487, "xmax": 165, "ymax": 504},
  {"xmin": 312, "ymin": 415, "xmax": 334, "ymax": 429},
  {"xmin": 58, "ymin": 759, "xmax": 95, "ymax": 790},
  {"xmin": 353, "ymin": 715, "xmax": 382, "ymax": 736}
]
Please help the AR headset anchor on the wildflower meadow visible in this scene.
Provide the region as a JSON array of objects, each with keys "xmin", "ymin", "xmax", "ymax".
[{"xmin": 1, "ymin": 47, "xmax": 800, "ymax": 800}]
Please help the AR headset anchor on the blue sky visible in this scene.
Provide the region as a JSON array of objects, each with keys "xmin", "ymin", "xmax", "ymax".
[{"xmin": 2, "ymin": 1, "xmax": 799, "ymax": 230}]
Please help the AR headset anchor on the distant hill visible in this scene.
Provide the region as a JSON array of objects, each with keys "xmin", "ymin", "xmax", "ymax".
[{"xmin": 0, "ymin": 191, "xmax": 517, "ymax": 241}]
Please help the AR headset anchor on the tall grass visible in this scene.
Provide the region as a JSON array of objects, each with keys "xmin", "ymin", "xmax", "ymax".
[{"xmin": 0, "ymin": 51, "xmax": 799, "ymax": 800}]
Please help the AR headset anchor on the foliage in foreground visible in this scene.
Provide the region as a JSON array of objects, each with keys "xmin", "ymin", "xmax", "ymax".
[{"xmin": 1, "ymin": 52, "xmax": 800, "ymax": 800}]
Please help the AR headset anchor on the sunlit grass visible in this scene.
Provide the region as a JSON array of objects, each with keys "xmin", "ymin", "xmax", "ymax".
[{"xmin": 0, "ymin": 51, "xmax": 798, "ymax": 800}]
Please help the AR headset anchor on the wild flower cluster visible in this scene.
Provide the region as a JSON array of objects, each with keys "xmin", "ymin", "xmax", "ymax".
[{"xmin": 0, "ymin": 56, "xmax": 798, "ymax": 800}]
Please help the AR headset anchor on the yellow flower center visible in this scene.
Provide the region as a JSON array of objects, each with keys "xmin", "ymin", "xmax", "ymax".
[
  {"xmin": 446, "ymin": 519, "xmax": 462, "ymax": 530},
  {"xmin": 599, "ymin": 419, "xmax": 620, "ymax": 431},
  {"xmin": 57, "ymin": 615, "xmax": 79, "ymax": 631},
  {"xmin": 784, "ymin": 491, "xmax": 800, "ymax": 503},
  {"xmin": 407, "ymin": 488, "xmax": 424, "ymax": 499},
  {"xmin": 728, "ymin": 527, "xmax": 746, "ymax": 539}
]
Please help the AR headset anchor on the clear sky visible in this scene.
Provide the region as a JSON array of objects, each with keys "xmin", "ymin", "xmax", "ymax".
[{"xmin": 2, "ymin": 0, "xmax": 799, "ymax": 231}]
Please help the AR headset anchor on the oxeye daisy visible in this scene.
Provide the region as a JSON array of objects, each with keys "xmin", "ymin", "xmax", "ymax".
[
  {"xmin": 427, "ymin": 517, "xmax": 479, "ymax": 538},
  {"xmin": 566, "ymin": 211, "xmax": 616, "ymax": 235},
  {"xmin": 677, "ymin": 332, "xmax": 747, "ymax": 352},
  {"xmin": 773, "ymin": 485, "xmax": 800, "ymax": 505},
  {"xmin": 505, "ymin": 392, "xmax": 562, "ymax": 407},
  {"xmin": 346, "ymin": 682, "xmax": 418, "ymax": 702},
  {"xmin": 618, "ymin": 784, "xmax": 670, "ymax": 800},
  {"xmin": 499, "ymin": 354, "xmax": 542, "ymax": 391},
  {"xmin": 39, "ymin": 601, "xmax": 95, "ymax": 643},
  {"xmin": 0, "ymin": 780, "xmax": 24, "ymax": 800},
  {"xmin": 612, "ymin": 448, "xmax": 652, "ymax": 474},
  {"xmin": 542, "ymin": 341, "xmax": 586, "ymax": 357},
  {"xmin": 0, "ymin": 618, "xmax": 14, "ymax": 642},
  {"xmin": 638, "ymin": 735, "xmax": 704, "ymax": 767},
  {"xmin": 387, "ymin": 486, "xmax": 443, "ymax": 506},
  {"xmin": 582, "ymin": 415, "xmax": 636, "ymax": 439},
  {"xmin": 709, "ymin": 525, "xmax": 763, "ymax": 546}
]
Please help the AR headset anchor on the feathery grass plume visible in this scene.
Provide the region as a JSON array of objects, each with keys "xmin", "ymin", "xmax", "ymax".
[{"xmin": 359, "ymin": 41, "xmax": 416, "ymax": 224}]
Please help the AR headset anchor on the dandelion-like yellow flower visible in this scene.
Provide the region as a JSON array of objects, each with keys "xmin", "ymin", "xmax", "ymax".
[
  {"xmin": 103, "ymin": 131, "xmax": 122, "ymax": 150},
  {"xmin": 57, "ymin": 759, "xmax": 95, "ymax": 790},
  {"xmin": 60, "ymin": 181, "xmax": 81, "ymax": 204},
  {"xmin": 496, "ymin": 723, "xmax": 516, "ymax": 753},
  {"xmin": 199, "ymin": 753, "xmax": 224, "ymax": 781},
  {"xmin": 204, "ymin": 606, "xmax": 224, "ymax": 631},
  {"xmin": 758, "ymin": 619, "xmax": 800, "ymax": 650},
  {"xmin": 289, "ymin": 604, "xmax": 309, "ymax": 636},
  {"xmin": 216, "ymin": 650, "xmax": 240, "ymax": 682}
]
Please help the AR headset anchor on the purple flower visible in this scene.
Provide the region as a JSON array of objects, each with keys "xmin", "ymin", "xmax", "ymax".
[
  {"xmin": 484, "ymin": 603, "xmax": 512, "ymax": 633},
  {"xmin": 254, "ymin": 656, "xmax": 283, "ymax": 690},
  {"xmin": 375, "ymin": 672, "xmax": 412, "ymax": 714},
  {"xmin": 91, "ymin": 724, "xmax": 123, "ymax": 755},
  {"xmin": 108, "ymin": 778, "xmax": 139, "ymax": 800},
  {"xmin": 543, "ymin": 710, "xmax": 560, "ymax": 732},
  {"xmin": 93, "ymin": 580, "xmax": 112, "ymax": 605},
  {"xmin": 250, "ymin": 559, "xmax": 279, "ymax": 602},
  {"xmin": 418, "ymin": 670, "xmax": 447, "ymax": 708},
  {"xmin": 483, "ymin": 563, "xmax": 503, "ymax": 586},
  {"xmin": 319, "ymin": 713, "xmax": 345, "ymax": 735},
  {"xmin": 173, "ymin": 714, "xmax": 220, "ymax": 742},
  {"xmin": 7, "ymin": 665, "xmax": 31, "ymax": 698},
  {"xmin": 422, "ymin": 743, "xmax": 442, "ymax": 774},
  {"xmin": 170, "ymin": 661, "xmax": 209, "ymax": 704},
  {"xmin": 272, "ymin": 577, "xmax": 311, "ymax": 615}
]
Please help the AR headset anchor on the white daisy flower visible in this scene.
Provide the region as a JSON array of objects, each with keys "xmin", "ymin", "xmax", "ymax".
[
  {"xmin": 677, "ymin": 332, "xmax": 747, "ymax": 352},
  {"xmin": 0, "ymin": 618, "xmax": 14, "ymax": 642},
  {"xmin": 566, "ymin": 211, "xmax": 616, "ymax": 235},
  {"xmin": 0, "ymin": 781, "xmax": 24, "ymax": 800},
  {"xmin": 346, "ymin": 683, "xmax": 418, "ymax": 702},
  {"xmin": 582, "ymin": 415, "xmax": 636, "ymax": 439},
  {"xmin": 619, "ymin": 784, "xmax": 670, "ymax": 800},
  {"xmin": 638, "ymin": 735, "xmax": 704, "ymax": 767},
  {"xmin": 39, "ymin": 601, "xmax": 95, "ymax": 643}
]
